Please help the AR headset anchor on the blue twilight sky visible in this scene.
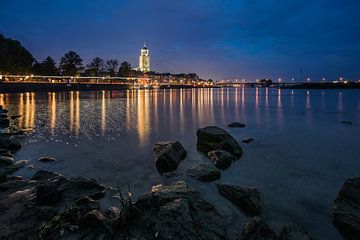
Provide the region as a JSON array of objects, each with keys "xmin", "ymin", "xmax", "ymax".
[{"xmin": 1, "ymin": 0, "xmax": 359, "ymax": 81}]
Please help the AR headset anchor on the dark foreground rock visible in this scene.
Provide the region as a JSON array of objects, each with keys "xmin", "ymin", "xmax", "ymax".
[
  {"xmin": 332, "ymin": 177, "xmax": 360, "ymax": 240},
  {"xmin": 197, "ymin": 126, "xmax": 243, "ymax": 157},
  {"xmin": 153, "ymin": 141, "xmax": 187, "ymax": 173},
  {"xmin": 242, "ymin": 138, "xmax": 254, "ymax": 144},
  {"xmin": 279, "ymin": 224, "xmax": 313, "ymax": 240},
  {"xmin": 228, "ymin": 122, "xmax": 246, "ymax": 128},
  {"xmin": 242, "ymin": 217, "xmax": 278, "ymax": 240},
  {"xmin": 216, "ymin": 183, "xmax": 263, "ymax": 216},
  {"xmin": 0, "ymin": 135, "xmax": 22, "ymax": 151},
  {"xmin": 39, "ymin": 156, "xmax": 57, "ymax": 162},
  {"xmin": 208, "ymin": 150, "xmax": 235, "ymax": 170},
  {"xmin": 187, "ymin": 164, "xmax": 221, "ymax": 181},
  {"xmin": 128, "ymin": 181, "xmax": 227, "ymax": 239}
]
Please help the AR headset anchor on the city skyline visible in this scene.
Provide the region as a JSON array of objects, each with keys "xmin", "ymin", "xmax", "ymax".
[{"xmin": 1, "ymin": 0, "xmax": 359, "ymax": 81}]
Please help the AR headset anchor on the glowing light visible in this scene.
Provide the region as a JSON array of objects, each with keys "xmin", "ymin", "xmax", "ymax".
[{"xmin": 307, "ymin": 78, "xmax": 310, "ymax": 83}]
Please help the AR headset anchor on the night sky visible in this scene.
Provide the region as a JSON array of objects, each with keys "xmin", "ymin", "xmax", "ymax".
[{"xmin": 1, "ymin": 0, "xmax": 359, "ymax": 81}]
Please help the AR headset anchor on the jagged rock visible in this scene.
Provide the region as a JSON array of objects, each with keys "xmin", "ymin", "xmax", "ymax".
[
  {"xmin": 36, "ymin": 182, "xmax": 62, "ymax": 205},
  {"xmin": 105, "ymin": 206, "xmax": 120, "ymax": 220},
  {"xmin": 76, "ymin": 197, "xmax": 100, "ymax": 216},
  {"xmin": 153, "ymin": 141, "xmax": 187, "ymax": 173},
  {"xmin": 216, "ymin": 183, "xmax": 263, "ymax": 216},
  {"xmin": 0, "ymin": 151, "xmax": 14, "ymax": 158},
  {"xmin": 0, "ymin": 113, "xmax": 8, "ymax": 119},
  {"xmin": 208, "ymin": 150, "xmax": 235, "ymax": 170},
  {"xmin": 187, "ymin": 164, "xmax": 221, "ymax": 181},
  {"xmin": 279, "ymin": 224, "xmax": 313, "ymax": 240},
  {"xmin": 0, "ymin": 118, "xmax": 9, "ymax": 128},
  {"xmin": 0, "ymin": 149, "xmax": 12, "ymax": 154},
  {"xmin": 0, "ymin": 160, "xmax": 28, "ymax": 179},
  {"xmin": 242, "ymin": 217, "xmax": 278, "ymax": 240},
  {"xmin": 228, "ymin": 122, "xmax": 246, "ymax": 128},
  {"xmin": 0, "ymin": 136, "xmax": 21, "ymax": 151},
  {"xmin": 0, "ymin": 156, "xmax": 14, "ymax": 165},
  {"xmin": 332, "ymin": 177, "xmax": 360, "ymax": 240},
  {"xmin": 127, "ymin": 181, "xmax": 227, "ymax": 240},
  {"xmin": 81, "ymin": 210, "xmax": 111, "ymax": 233},
  {"xmin": 197, "ymin": 126, "xmax": 243, "ymax": 157},
  {"xmin": 39, "ymin": 156, "xmax": 57, "ymax": 162},
  {"xmin": 32, "ymin": 170, "xmax": 64, "ymax": 181},
  {"xmin": 242, "ymin": 138, "xmax": 254, "ymax": 144}
]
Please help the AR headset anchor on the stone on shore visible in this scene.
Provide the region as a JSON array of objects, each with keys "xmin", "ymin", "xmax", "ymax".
[
  {"xmin": 0, "ymin": 118, "xmax": 9, "ymax": 128},
  {"xmin": 242, "ymin": 217, "xmax": 278, "ymax": 240},
  {"xmin": 332, "ymin": 177, "xmax": 360, "ymax": 240},
  {"xmin": 216, "ymin": 183, "xmax": 263, "ymax": 216},
  {"xmin": 0, "ymin": 136, "xmax": 22, "ymax": 151},
  {"xmin": 208, "ymin": 150, "xmax": 235, "ymax": 170},
  {"xmin": 242, "ymin": 138, "xmax": 254, "ymax": 144},
  {"xmin": 0, "ymin": 155, "xmax": 14, "ymax": 165},
  {"xmin": 197, "ymin": 126, "xmax": 243, "ymax": 157},
  {"xmin": 228, "ymin": 122, "xmax": 246, "ymax": 128},
  {"xmin": 187, "ymin": 164, "xmax": 221, "ymax": 181},
  {"xmin": 128, "ymin": 181, "xmax": 227, "ymax": 239},
  {"xmin": 153, "ymin": 141, "xmax": 187, "ymax": 173},
  {"xmin": 39, "ymin": 156, "xmax": 57, "ymax": 162},
  {"xmin": 279, "ymin": 224, "xmax": 313, "ymax": 240}
]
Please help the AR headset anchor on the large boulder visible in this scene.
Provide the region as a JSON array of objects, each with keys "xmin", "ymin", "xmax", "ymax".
[
  {"xmin": 216, "ymin": 183, "xmax": 263, "ymax": 216},
  {"xmin": 279, "ymin": 224, "xmax": 313, "ymax": 240},
  {"xmin": 242, "ymin": 217, "xmax": 278, "ymax": 240},
  {"xmin": 39, "ymin": 156, "xmax": 57, "ymax": 162},
  {"xmin": 196, "ymin": 126, "xmax": 242, "ymax": 157},
  {"xmin": 0, "ymin": 136, "xmax": 21, "ymax": 151},
  {"xmin": 208, "ymin": 150, "xmax": 235, "ymax": 170},
  {"xmin": 153, "ymin": 141, "xmax": 187, "ymax": 173},
  {"xmin": 332, "ymin": 177, "xmax": 360, "ymax": 240},
  {"xmin": 187, "ymin": 164, "xmax": 221, "ymax": 181},
  {"xmin": 123, "ymin": 181, "xmax": 227, "ymax": 239}
]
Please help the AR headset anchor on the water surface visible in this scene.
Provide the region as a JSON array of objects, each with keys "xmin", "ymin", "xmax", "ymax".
[{"xmin": 1, "ymin": 88, "xmax": 360, "ymax": 239}]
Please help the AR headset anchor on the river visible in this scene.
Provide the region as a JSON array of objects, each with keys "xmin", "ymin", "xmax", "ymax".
[{"xmin": 1, "ymin": 88, "xmax": 360, "ymax": 239}]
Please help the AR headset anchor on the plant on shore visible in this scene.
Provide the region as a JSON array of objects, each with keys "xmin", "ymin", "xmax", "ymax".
[
  {"xmin": 38, "ymin": 206, "xmax": 80, "ymax": 240},
  {"xmin": 116, "ymin": 185, "xmax": 140, "ymax": 226}
]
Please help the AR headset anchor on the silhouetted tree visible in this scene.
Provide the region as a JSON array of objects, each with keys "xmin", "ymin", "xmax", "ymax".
[
  {"xmin": 86, "ymin": 57, "xmax": 105, "ymax": 76},
  {"xmin": 0, "ymin": 34, "xmax": 34, "ymax": 74},
  {"xmin": 41, "ymin": 57, "xmax": 58, "ymax": 75},
  {"xmin": 59, "ymin": 51, "xmax": 83, "ymax": 76},
  {"xmin": 118, "ymin": 61, "xmax": 132, "ymax": 77},
  {"xmin": 106, "ymin": 59, "xmax": 119, "ymax": 77}
]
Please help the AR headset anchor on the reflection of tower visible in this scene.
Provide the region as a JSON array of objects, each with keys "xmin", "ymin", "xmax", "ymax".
[{"xmin": 138, "ymin": 43, "xmax": 150, "ymax": 72}]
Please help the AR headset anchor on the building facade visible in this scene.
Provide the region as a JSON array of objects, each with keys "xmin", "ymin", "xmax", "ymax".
[{"xmin": 138, "ymin": 44, "xmax": 150, "ymax": 72}]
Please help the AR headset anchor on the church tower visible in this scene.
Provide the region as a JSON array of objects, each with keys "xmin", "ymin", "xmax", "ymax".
[{"xmin": 138, "ymin": 43, "xmax": 150, "ymax": 72}]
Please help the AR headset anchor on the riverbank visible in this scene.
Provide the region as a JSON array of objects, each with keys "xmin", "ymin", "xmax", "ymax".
[{"xmin": 281, "ymin": 82, "xmax": 360, "ymax": 89}]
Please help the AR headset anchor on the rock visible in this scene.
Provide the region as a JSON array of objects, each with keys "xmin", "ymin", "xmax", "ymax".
[
  {"xmin": 242, "ymin": 138, "xmax": 254, "ymax": 144},
  {"xmin": 340, "ymin": 121, "xmax": 352, "ymax": 125},
  {"xmin": 10, "ymin": 115, "xmax": 22, "ymax": 120},
  {"xmin": 0, "ymin": 149, "xmax": 12, "ymax": 154},
  {"xmin": 130, "ymin": 181, "xmax": 227, "ymax": 239},
  {"xmin": 57, "ymin": 176, "xmax": 106, "ymax": 201},
  {"xmin": 0, "ymin": 156, "xmax": 14, "ymax": 165},
  {"xmin": 216, "ymin": 183, "xmax": 263, "ymax": 216},
  {"xmin": 105, "ymin": 206, "xmax": 120, "ymax": 220},
  {"xmin": 208, "ymin": 150, "xmax": 235, "ymax": 170},
  {"xmin": 0, "ymin": 160, "xmax": 27, "ymax": 179},
  {"xmin": 36, "ymin": 183, "xmax": 62, "ymax": 205},
  {"xmin": 187, "ymin": 164, "xmax": 221, "ymax": 181},
  {"xmin": 153, "ymin": 141, "xmax": 187, "ymax": 173},
  {"xmin": 39, "ymin": 156, "xmax": 57, "ymax": 162},
  {"xmin": 0, "ymin": 151, "xmax": 14, "ymax": 158},
  {"xmin": 0, "ymin": 118, "xmax": 9, "ymax": 128},
  {"xmin": 279, "ymin": 224, "xmax": 313, "ymax": 240},
  {"xmin": 14, "ymin": 160, "xmax": 28, "ymax": 167},
  {"xmin": 228, "ymin": 122, "xmax": 246, "ymax": 128},
  {"xmin": 332, "ymin": 177, "xmax": 360, "ymax": 240},
  {"xmin": 197, "ymin": 126, "xmax": 243, "ymax": 157},
  {"xmin": 81, "ymin": 210, "xmax": 111, "ymax": 233},
  {"xmin": 0, "ymin": 136, "xmax": 21, "ymax": 151},
  {"xmin": 32, "ymin": 170, "xmax": 64, "ymax": 181},
  {"xmin": 75, "ymin": 197, "xmax": 100, "ymax": 216},
  {"xmin": 242, "ymin": 217, "xmax": 277, "ymax": 240},
  {"xmin": 2, "ymin": 109, "xmax": 8, "ymax": 113},
  {"xmin": 0, "ymin": 113, "xmax": 8, "ymax": 119}
]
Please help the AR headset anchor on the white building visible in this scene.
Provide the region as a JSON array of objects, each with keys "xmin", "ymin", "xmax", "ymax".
[{"xmin": 138, "ymin": 44, "xmax": 150, "ymax": 72}]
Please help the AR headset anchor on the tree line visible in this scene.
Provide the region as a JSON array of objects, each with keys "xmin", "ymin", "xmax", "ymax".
[{"xmin": 0, "ymin": 34, "xmax": 138, "ymax": 77}]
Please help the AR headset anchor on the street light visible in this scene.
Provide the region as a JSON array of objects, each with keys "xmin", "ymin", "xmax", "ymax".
[
  {"xmin": 307, "ymin": 78, "xmax": 310, "ymax": 83},
  {"xmin": 278, "ymin": 78, "xmax": 282, "ymax": 83},
  {"xmin": 322, "ymin": 77, "xmax": 325, "ymax": 81},
  {"xmin": 340, "ymin": 77, "xmax": 343, "ymax": 82}
]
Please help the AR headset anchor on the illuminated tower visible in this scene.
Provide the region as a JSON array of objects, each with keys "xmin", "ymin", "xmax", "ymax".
[{"xmin": 138, "ymin": 43, "xmax": 150, "ymax": 72}]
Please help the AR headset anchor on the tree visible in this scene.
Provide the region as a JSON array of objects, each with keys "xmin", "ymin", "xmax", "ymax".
[
  {"xmin": 86, "ymin": 57, "xmax": 105, "ymax": 76},
  {"xmin": 41, "ymin": 57, "xmax": 58, "ymax": 75},
  {"xmin": 118, "ymin": 61, "xmax": 132, "ymax": 77},
  {"xmin": 59, "ymin": 51, "xmax": 83, "ymax": 76},
  {"xmin": 106, "ymin": 59, "xmax": 119, "ymax": 77},
  {"xmin": 0, "ymin": 34, "xmax": 34, "ymax": 74}
]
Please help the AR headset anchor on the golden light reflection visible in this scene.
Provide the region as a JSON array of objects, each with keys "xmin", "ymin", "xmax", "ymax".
[
  {"xmin": 75, "ymin": 91, "xmax": 80, "ymax": 136},
  {"xmin": 101, "ymin": 91, "xmax": 106, "ymax": 135},
  {"xmin": 18, "ymin": 93, "xmax": 24, "ymax": 128},
  {"xmin": 24, "ymin": 92, "xmax": 35, "ymax": 128},
  {"xmin": 306, "ymin": 91, "xmax": 311, "ymax": 109},
  {"xmin": 49, "ymin": 92, "xmax": 57, "ymax": 130},
  {"xmin": 265, "ymin": 87, "xmax": 269, "ymax": 106},
  {"xmin": 69, "ymin": 91, "xmax": 74, "ymax": 132},
  {"xmin": 277, "ymin": 88, "xmax": 282, "ymax": 107},
  {"xmin": 0, "ymin": 94, "xmax": 5, "ymax": 108},
  {"xmin": 137, "ymin": 90, "xmax": 150, "ymax": 146}
]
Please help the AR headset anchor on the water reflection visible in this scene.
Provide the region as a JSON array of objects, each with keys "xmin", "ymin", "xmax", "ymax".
[{"xmin": 0, "ymin": 89, "xmax": 356, "ymax": 141}]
